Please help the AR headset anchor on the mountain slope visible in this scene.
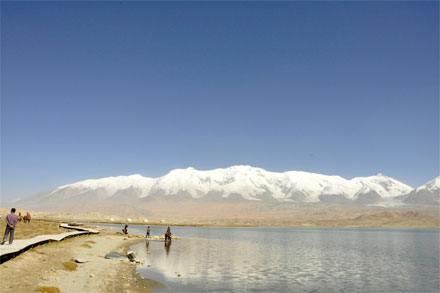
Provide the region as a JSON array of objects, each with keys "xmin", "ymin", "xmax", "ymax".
[
  {"xmin": 404, "ymin": 177, "xmax": 440, "ymax": 204},
  {"xmin": 25, "ymin": 166, "xmax": 415, "ymax": 207}
]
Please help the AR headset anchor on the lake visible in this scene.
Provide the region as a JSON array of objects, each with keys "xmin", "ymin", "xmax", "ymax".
[{"xmin": 99, "ymin": 224, "xmax": 439, "ymax": 292}]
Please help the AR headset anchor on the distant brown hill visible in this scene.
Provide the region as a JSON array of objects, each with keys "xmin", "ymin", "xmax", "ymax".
[{"xmin": 5, "ymin": 200, "xmax": 438, "ymax": 229}]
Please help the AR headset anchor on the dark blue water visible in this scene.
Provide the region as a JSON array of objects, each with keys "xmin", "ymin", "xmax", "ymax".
[{"xmin": 98, "ymin": 224, "xmax": 440, "ymax": 292}]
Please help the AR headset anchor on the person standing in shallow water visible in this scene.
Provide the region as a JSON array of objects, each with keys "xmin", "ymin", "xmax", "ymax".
[
  {"xmin": 146, "ymin": 226, "xmax": 151, "ymax": 239},
  {"xmin": 165, "ymin": 226, "xmax": 172, "ymax": 243},
  {"xmin": 1, "ymin": 208, "xmax": 19, "ymax": 245}
]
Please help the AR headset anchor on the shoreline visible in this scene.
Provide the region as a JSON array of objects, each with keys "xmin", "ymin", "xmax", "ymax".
[
  {"xmin": 0, "ymin": 232, "xmax": 163, "ymax": 292},
  {"xmin": 85, "ymin": 221, "xmax": 440, "ymax": 230}
]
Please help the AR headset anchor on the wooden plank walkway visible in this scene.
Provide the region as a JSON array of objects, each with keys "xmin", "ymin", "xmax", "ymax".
[{"xmin": 0, "ymin": 223, "xmax": 99, "ymax": 263}]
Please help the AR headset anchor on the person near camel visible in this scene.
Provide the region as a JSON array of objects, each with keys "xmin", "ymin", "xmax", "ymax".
[{"xmin": 1, "ymin": 208, "xmax": 19, "ymax": 245}]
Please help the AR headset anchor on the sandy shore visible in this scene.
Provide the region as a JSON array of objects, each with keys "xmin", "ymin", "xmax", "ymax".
[{"xmin": 0, "ymin": 232, "xmax": 163, "ymax": 292}]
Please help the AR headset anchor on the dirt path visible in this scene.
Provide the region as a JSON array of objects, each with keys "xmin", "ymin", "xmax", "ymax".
[{"xmin": 0, "ymin": 233, "xmax": 162, "ymax": 292}]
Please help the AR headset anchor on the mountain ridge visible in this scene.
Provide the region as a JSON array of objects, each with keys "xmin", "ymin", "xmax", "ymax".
[
  {"xmin": 26, "ymin": 165, "xmax": 437, "ymax": 206},
  {"xmin": 404, "ymin": 177, "xmax": 440, "ymax": 205}
]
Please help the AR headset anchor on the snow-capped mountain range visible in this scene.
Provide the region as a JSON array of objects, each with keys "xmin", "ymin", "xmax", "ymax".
[
  {"xmin": 403, "ymin": 177, "xmax": 440, "ymax": 205},
  {"xmin": 33, "ymin": 166, "xmax": 438, "ymax": 205}
]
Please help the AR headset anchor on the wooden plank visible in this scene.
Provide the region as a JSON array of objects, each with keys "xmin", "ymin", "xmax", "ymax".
[{"xmin": 0, "ymin": 223, "xmax": 99, "ymax": 263}]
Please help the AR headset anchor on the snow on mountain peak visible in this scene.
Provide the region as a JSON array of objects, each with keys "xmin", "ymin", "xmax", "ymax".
[
  {"xmin": 51, "ymin": 174, "xmax": 155, "ymax": 197},
  {"xmin": 351, "ymin": 174, "xmax": 413, "ymax": 198},
  {"xmin": 416, "ymin": 176, "xmax": 440, "ymax": 192},
  {"xmin": 47, "ymin": 166, "xmax": 417, "ymax": 202}
]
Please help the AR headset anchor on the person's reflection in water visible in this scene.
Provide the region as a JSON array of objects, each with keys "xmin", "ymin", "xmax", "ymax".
[
  {"xmin": 165, "ymin": 239, "xmax": 172, "ymax": 255},
  {"xmin": 145, "ymin": 240, "xmax": 150, "ymax": 254}
]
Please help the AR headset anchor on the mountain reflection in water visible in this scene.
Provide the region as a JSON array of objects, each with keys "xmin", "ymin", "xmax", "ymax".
[{"xmin": 112, "ymin": 225, "xmax": 438, "ymax": 292}]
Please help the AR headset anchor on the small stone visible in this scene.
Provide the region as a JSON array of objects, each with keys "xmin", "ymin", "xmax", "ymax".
[
  {"xmin": 90, "ymin": 274, "xmax": 95, "ymax": 278},
  {"xmin": 127, "ymin": 251, "xmax": 136, "ymax": 262},
  {"xmin": 177, "ymin": 274, "xmax": 182, "ymax": 277}
]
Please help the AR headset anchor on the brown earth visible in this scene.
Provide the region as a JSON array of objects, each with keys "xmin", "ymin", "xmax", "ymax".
[
  {"xmin": 0, "ymin": 217, "xmax": 163, "ymax": 293},
  {"xmin": 0, "ymin": 233, "xmax": 163, "ymax": 292},
  {"xmin": 3, "ymin": 203, "xmax": 438, "ymax": 229},
  {"xmin": 4, "ymin": 201, "xmax": 440, "ymax": 229}
]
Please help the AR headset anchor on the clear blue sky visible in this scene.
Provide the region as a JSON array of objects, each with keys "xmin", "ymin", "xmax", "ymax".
[{"xmin": 1, "ymin": 1, "xmax": 438, "ymax": 200}]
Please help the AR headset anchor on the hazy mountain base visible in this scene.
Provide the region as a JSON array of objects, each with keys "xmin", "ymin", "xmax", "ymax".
[{"xmin": 4, "ymin": 199, "xmax": 439, "ymax": 229}]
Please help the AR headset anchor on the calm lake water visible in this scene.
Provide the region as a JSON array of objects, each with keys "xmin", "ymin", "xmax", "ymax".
[{"xmin": 99, "ymin": 224, "xmax": 439, "ymax": 292}]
